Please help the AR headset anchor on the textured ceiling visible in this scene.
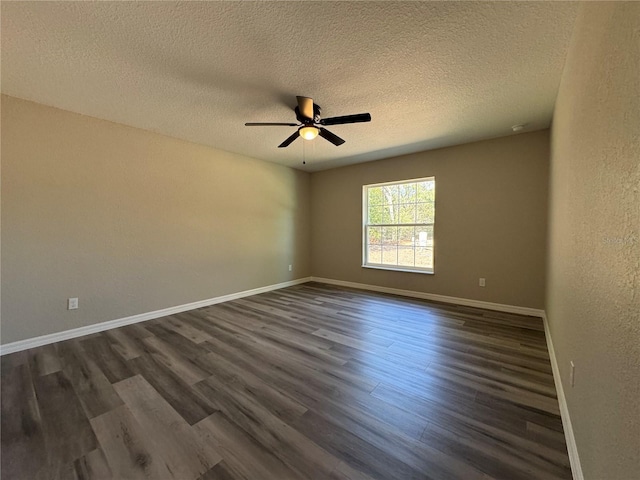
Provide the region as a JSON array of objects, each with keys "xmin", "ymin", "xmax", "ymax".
[{"xmin": 1, "ymin": 2, "xmax": 578, "ymax": 171}]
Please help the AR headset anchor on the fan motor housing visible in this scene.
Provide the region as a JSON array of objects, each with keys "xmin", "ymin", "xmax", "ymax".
[{"xmin": 295, "ymin": 104, "xmax": 322, "ymax": 124}]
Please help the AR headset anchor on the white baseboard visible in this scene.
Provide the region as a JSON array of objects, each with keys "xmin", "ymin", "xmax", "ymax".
[
  {"xmin": 310, "ymin": 277, "xmax": 545, "ymax": 318},
  {"xmin": 542, "ymin": 312, "xmax": 584, "ymax": 480},
  {"xmin": 2, "ymin": 273, "xmax": 582, "ymax": 479},
  {"xmin": 0, "ymin": 277, "xmax": 312, "ymax": 356}
]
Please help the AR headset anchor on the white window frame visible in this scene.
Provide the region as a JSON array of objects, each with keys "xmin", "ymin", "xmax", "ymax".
[{"xmin": 362, "ymin": 177, "xmax": 435, "ymax": 274}]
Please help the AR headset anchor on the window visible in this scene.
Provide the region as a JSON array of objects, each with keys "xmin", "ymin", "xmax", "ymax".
[{"xmin": 363, "ymin": 177, "xmax": 435, "ymax": 273}]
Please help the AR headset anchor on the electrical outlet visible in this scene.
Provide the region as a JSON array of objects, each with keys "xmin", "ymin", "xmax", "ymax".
[
  {"xmin": 479, "ymin": 278, "xmax": 486, "ymax": 287},
  {"xmin": 68, "ymin": 297, "xmax": 79, "ymax": 310},
  {"xmin": 570, "ymin": 361, "xmax": 575, "ymax": 387},
  {"xmin": 288, "ymin": 264, "xmax": 292, "ymax": 272}
]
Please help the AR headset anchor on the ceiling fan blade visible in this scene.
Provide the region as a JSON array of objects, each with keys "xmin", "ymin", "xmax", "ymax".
[
  {"xmin": 278, "ymin": 131, "xmax": 300, "ymax": 148},
  {"xmin": 319, "ymin": 127, "xmax": 346, "ymax": 146},
  {"xmin": 296, "ymin": 96, "xmax": 314, "ymax": 120},
  {"xmin": 320, "ymin": 113, "xmax": 371, "ymax": 126},
  {"xmin": 245, "ymin": 122, "xmax": 298, "ymax": 126}
]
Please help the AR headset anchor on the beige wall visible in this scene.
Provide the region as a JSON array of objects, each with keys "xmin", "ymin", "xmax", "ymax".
[
  {"xmin": 1, "ymin": 95, "xmax": 311, "ymax": 344},
  {"xmin": 547, "ymin": 3, "xmax": 640, "ymax": 479},
  {"xmin": 311, "ymin": 130, "xmax": 550, "ymax": 309}
]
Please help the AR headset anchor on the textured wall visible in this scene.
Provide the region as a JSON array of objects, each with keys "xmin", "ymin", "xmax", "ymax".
[
  {"xmin": 311, "ymin": 131, "xmax": 550, "ymax": 309},
  {"xmin": 1, "ymin": 95, "xmax": 311, "ymax": 344},
  {"xmin": 547, "ymin": 2, "xmax": 640, "ymax": 479}
]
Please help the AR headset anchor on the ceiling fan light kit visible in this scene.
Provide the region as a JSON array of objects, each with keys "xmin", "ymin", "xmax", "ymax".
[
  {"xmin": 299, "ymin": 126, "xmax": 319, "ymax": 140},
  {"xmin": 245, "ymin": 95, "xmax": 371, "ymax": 148}
]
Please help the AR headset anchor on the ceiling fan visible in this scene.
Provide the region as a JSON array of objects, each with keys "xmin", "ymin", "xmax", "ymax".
[{"xmin": 245, "ymin": 96, "xmax": 371, "ymax": 148}]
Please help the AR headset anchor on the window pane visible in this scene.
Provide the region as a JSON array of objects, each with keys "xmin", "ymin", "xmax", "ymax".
[
  {"xmin": 397, "ymin": 246, "xmax": 415, "ymax": 267},
  {"xmin": 398, "ymin": 203, "xmax": 416, "ymax": 224},
  {"xmin": 417, "ymin": 180, "xmax": 435, "ymax": 201},
  {"xmin": 367, "ymin": 244, "xmax": 382, "ymax": 264},
  {"xmin": 367, "ymin": 227, "xmax": 382, "ymax": 245},
  {"xmin": 416, "ymin": 202, "xmax": 435, "ymax": 224},
  {"xmin": 416, "ymin": 225, "xmax": 434, "ymax": 268},
  {"xmin": 398, "ymin": 183, "xmax": 417, "ymax": 203},
  {"xmin": 398, "ymin": 226, "xmax": 414, "ymax": 246},
  {"xmin": 415, "ymin": 225, "xmax": 434, "ymax": 246},
  {"xmin": 381, "ymin": 226, "xmax": 397, "ymax": 246},
  {"xmin": 368, "ymin": 187, "xmax": 384, "ymax": 207},
  {"xmin": 381, "ymin": 184, "xmax": 399, "ymax": 206},
  {"xmin": 382, "ymin": 244, "xmax": 398, "ymax": 265},
  {"xmin": 368, "ymin": 205, "xmax": 384, "ymax": 224},
  {"xmin": 381, "ymin": 226, "xmax": 398, "ymax": 265},
  {"xmin": 379, "ymin": 204, "xmax": 397, "ymax": 224},
  {"xmin": 415, "ymin": 247, "xmax": 433, "ymax": 268},
  {"xmin": 367, "ymin": 226, "xmax": 381, "ymax": 245}
]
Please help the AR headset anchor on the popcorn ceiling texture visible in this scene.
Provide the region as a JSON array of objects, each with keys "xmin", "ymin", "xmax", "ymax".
[
  {"xmin": 547, "ymin": 3, "xmax": 640, "ymax": 479},
  {"xmin": 1, "ymin": 1, "xmax": 577, "ymax": 171}
]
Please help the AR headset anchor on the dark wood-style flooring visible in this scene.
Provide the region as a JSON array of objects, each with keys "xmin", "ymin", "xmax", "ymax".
[{"xmin": 1, "ymin": 282, "xmax": 571, "ymax": 479}]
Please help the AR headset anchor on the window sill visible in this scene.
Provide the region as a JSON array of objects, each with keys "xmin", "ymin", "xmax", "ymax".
[{"xmin": 362, "ymin": 264, "xmax": 434, "ymax": 275}]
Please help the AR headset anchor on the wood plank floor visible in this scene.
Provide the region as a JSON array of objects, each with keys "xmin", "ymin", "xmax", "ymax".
[{"xmin": 1, "ymin": 282, "xmax": 572, "ymax": 479}]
